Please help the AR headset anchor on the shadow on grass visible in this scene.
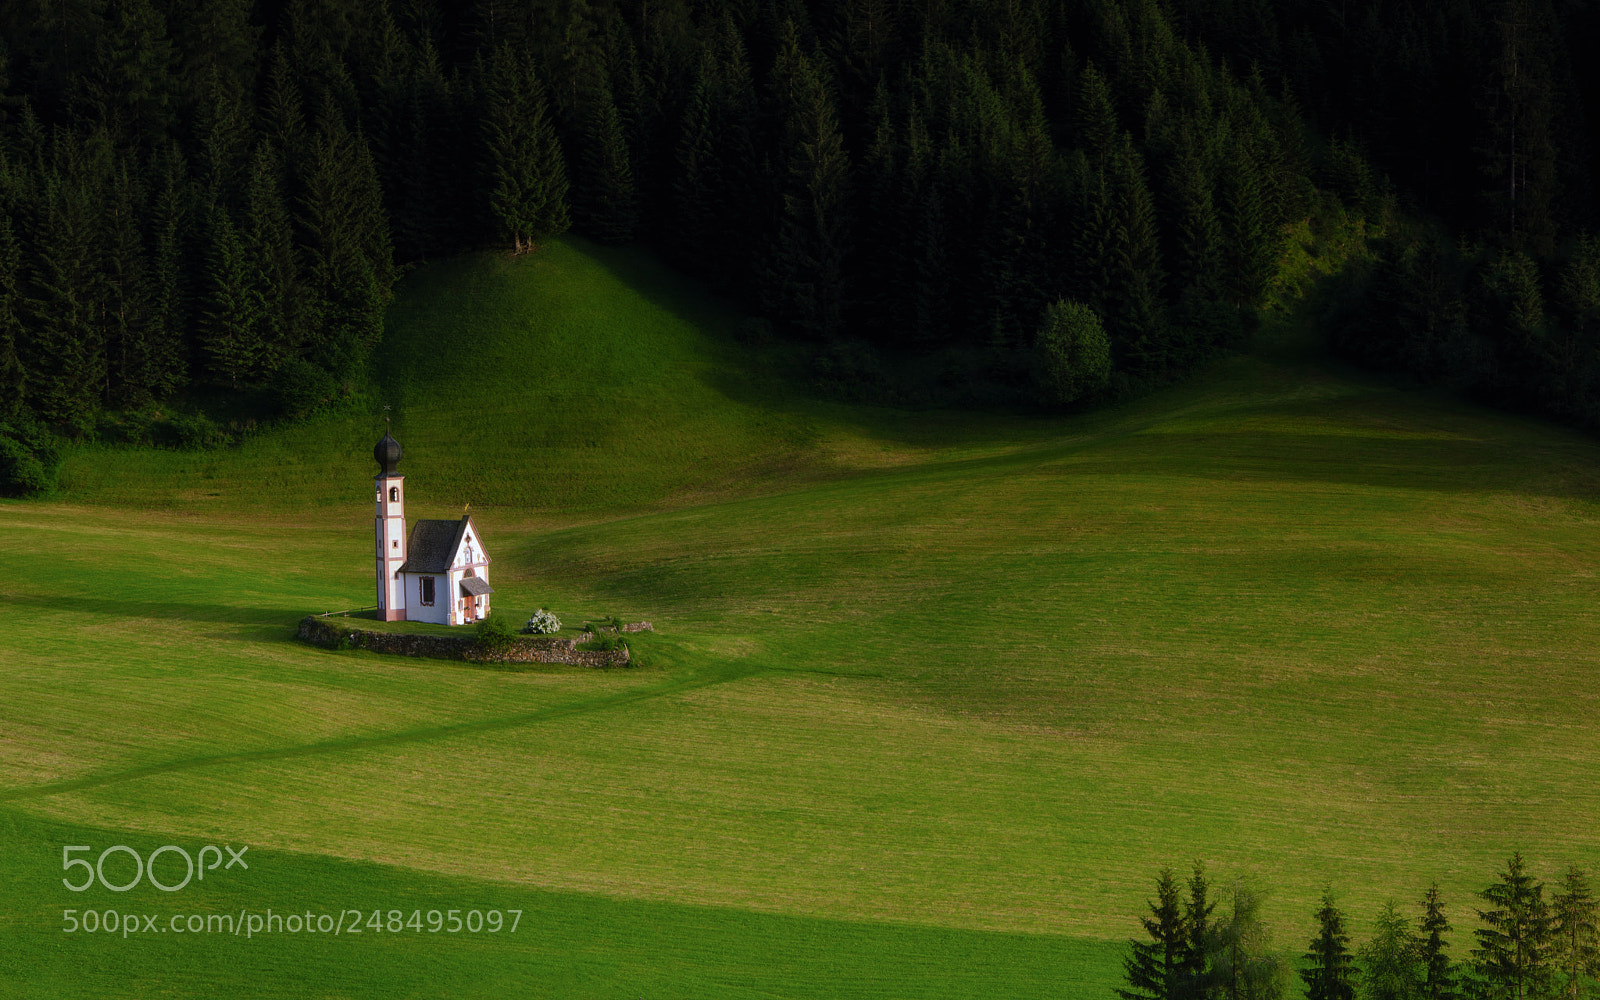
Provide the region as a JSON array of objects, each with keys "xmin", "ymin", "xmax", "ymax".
[
  {"xmin": 2, "ymin": 593, "xmax": 344, "ymax": 641},
  {"xmin": 0, "ymin": 660, "xmax": 759, "ymax": 803}
]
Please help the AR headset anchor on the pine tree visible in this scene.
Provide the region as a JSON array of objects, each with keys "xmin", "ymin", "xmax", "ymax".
[
  {"xmin": 672, "ymin": 59, "xmax": 718, "ymax": 267},
  {"xmin": 1167, "ymin": 133, "xmax": 1222, "ymax": 300},
  {"xmin": 102, "ymin": 156, "xmax": 155, "ymax": 407},
  {"xmin": 577, "ymin": 86, "xmax": 638, "ymax": 244},
  {"xmin": 81, "ymin": 0, "xmax": 175, "ymax": 146},
  {"xmin": 483, "ymin": 45, "xmax": 570, "ymax": 252},
  {"xmin": 1220, "ymin": 134, "xmax": 1277, "ymax": 310},
  {"xmin": 166, "ymin": 0, "xmax": 258, "ymax": 116},
  {"xmin": 1070, "ymin": 149, "xmax": 1115, "ymax": 315},
  {"xmin": 260, "ymin": 46, "xmax": 308, "ymax": 179},
  {"xmin": 766, "ymin": 21, "xmax": 852, "ymax": 340},
  {"xmin": 243, "ymin": 141, "xmax": 299, "ymax": 371},
  {"xmin": 1076, "ymin": 62, "xmax": 1119, "ymax": 165},
  {"xmin": 1120, "ymin": 868, "xmax": 1189, "ymax": 1000},
  {"xmin": 144, "ymin": 142, "xmax": 190, "ymax": 400},
  {"xmin": 1107, "ymin": 131, "xmax": 1167, "ymax": 376},
  {"xmin": 297, "ymin": 97, "xmax": 392, "ymax": 378},
  {"xmin": 1472, "ymin": 854, "xmax": 1556, "ymax": 1000},
  {"xmin": 1476, "ymin": 0, "xmax": 1560, "ymax": 255},
  {"xmin": 1418, "ymin": 884, "xmax": 1459, "ymax": 1000},
  {"xmin": 199, "ymin": 206, "xmax": 263, "ymax": 389},
  {"xmin": 0, "ymin": 212, "xmax": 26, "ymax": 418},
  {"xmin": 1363, "ymin": 901, "xmax": 1422, "ymax": 1000},
  {"xmin": 23, "ymin": 130, "xmax": 110, "ymax": 430},
  {"xmin": 1551, "ymin": 867, "xmax": 1599, "ymax": 1000},
  {"xmin": 1303, "ymin": 891, "xmax": 1358, "ymax": 1000},
  {"xmin": 1175, "ymin": 863, "xmax": 1218, "ymax": 1000}
]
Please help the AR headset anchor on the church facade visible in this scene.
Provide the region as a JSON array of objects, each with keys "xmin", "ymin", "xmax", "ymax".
[{"xmin": 373, "ymin": 432, "xmax": 494, "ymax": 626}]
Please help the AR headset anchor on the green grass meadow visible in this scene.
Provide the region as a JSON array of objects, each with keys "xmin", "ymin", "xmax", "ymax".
[{"xmin": 3, "ymin": 238, "xmax": 1599, "ymax": 996}]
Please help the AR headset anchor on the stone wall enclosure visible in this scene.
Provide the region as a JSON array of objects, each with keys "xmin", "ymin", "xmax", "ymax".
[{"xmin": 297, "ymin": 616, "xmax": 651, "ymax": 668}]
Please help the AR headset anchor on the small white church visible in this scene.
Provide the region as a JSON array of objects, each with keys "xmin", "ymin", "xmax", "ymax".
[{"xmin": 372, "ymin": 432, "xmax": 493, "ymax": 626}]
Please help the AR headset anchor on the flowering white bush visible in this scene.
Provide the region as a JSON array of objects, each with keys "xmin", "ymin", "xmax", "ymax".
[{"xmin": 522, "ymin": 609, "xmax": 562, "ymax": 634}]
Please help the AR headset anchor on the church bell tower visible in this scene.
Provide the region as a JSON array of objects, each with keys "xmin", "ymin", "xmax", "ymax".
[{"xmin": 374, "ymin": 430, "xmax": 407, "ymax": 621}]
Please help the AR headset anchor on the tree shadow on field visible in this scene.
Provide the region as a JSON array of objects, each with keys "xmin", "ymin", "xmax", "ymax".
[{"xmin": 4, "ymin": 593, "xmax": 314, "ymax": 642}]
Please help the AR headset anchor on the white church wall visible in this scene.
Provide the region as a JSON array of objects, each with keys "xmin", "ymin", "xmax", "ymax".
[{"xmin": 403, "ymin": 574, "xmax": 450, "ymax": 626}]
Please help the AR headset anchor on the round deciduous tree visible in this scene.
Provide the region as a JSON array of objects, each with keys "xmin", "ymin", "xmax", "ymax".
[{"xmin": 1036, "ymin": 299, "xmax": 1112, "ymax": 404}]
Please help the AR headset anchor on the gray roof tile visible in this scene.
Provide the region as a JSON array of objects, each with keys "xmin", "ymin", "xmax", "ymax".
[{"xmin": 399, "ymin": 516, "xmax": 470, "ymax": 574}]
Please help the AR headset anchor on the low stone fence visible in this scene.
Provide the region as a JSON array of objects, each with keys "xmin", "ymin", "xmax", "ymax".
[{"xmin": 297, "ymin": 616, "xmax": 649, "ymax": 668}]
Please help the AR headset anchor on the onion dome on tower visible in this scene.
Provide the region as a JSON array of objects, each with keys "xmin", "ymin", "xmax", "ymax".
[{"xmin": 374, "ymin": 432, "xmax": 403, "ymax": 476}]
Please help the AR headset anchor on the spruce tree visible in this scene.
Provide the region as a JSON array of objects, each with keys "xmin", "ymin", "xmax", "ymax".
[
  {"xmin": 23, "ymin": 131, "xmax": 109, "ymax": 430},
  {"xmin": 577, "ymin": 86, "xmax": 638, "ymax": 244},
  {"xmin": 1167, "ymin": 135, "xmax": 1222, "ymax": 300},
  {"xmin": 1107, "ymin": 131, "xmax": 1167, "ymax": 377},
  {"xmin": 144, "ymin": 143, "xmax": 191, "ymax": 400},
  {"xmin": 1362, "ymin": 901, "xmax": 1422, "ymax": 1000},
  {"xmin": 1220, "ymin": 134, "xmax": 1277, "ymax": 310},
  {"xmin": 766, "ymin": 21, "xmax": 851, "ymax": 340},
  {"xmin": 1551, "ymin": 867, "xmax": 1598, "ymax": 1000},
  {"xmin": 1418, "ymin": 884, "xmax": 1460, "ymax": 1000},
  {"xmin": 199, "ymin": 206, "xmax": 263, "ymax": 389},
  {"xmin": 1472, "ymin": 854, "xmax": 1556, "ymax": 1000},
  {"xmin": 0, "ymin": 212, "xmax": 25, "ymax": 418},
  {"xmin": 1303, "ymin": 891, "xmax": 1358, "ymax": 1000},
  {"xmin": 483, "ymin": 45, "xmax": 570, "ymax": 252},
  {"xmin": 1120, "ymin": 868, "xmax": 1189, "ymax": 1000},
  {"xmin": 243, "ymin": 141, "xmax": 299, "ymax": 371},
  {"xmin": 101, "ymin": 156, "xmax": 155, "ymax": 407},
  {"xmin": 1076, "ymin": 62, "xmax": 1119, "ymax": 165},
  {"xmin": 297, "ymin": 97, "xmax": 392, "ymax": 378},
  {"xmin": 671, "ymin": 61, "xmax": 717, "ymax": 267},
  {"xmin": 1176, "ymin": 863, "xmax": 1218, "ymax": 1000}
]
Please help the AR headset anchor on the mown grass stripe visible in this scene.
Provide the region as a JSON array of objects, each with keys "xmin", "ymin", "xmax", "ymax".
[{"xmin": 0, "ymin": 663, "xmax": 760, "ymax": 803}]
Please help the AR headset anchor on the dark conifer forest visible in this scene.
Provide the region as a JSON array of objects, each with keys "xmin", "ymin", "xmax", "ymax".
[{"xmin": 2, "ymin": 0, "xmax": 1600, "ymax": 484}]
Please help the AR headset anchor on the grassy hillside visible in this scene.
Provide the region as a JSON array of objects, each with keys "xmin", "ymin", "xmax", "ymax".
[{"xmin": 3, "ymin": 238, "xmax": 1599, "ymax": 997}]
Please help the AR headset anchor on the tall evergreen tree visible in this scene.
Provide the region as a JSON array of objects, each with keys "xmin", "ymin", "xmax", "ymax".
[
  {"xmin": 22, "ymin": 130, "xmax": 110, "ymax": 430},
  {"xmin": 1120, "ymin": 867, "xmax": 1189, "ymax": 1000},
  {"xmin": 101, "ymin": 155, "xmax": 155, "ymax": 406},
  {"xmin": 1106, "ymin": 130, "xmax": 1167, "ymax": 376},
  {"xmin": 1220, "ymin": 132, "xmax": 1277, "ymax": 310},
  {"xmin": 1476, "ymin": 0, "xmax": 1560, "ymax": 255},
  {"xmin": 1303, "ymin": 891, "xmax": 1358, "ymax": 1000},
  {"xmin": 1419, "ymin": 884, "xmax": 1460, "ymax": 1000},
  {"xmin": 765, "ymin": 21, "xmax": 852, "ymax": 340},
  {"xmin": 198, "ymin": 206, "xmax": 263, "ymax": 389},
  {"xmin": 0, "ymin": 212, "xmax": 25, "ymax": 417},
  {"xmin": 483, "ymin": 45, "xmax": 570, "ymax": 252},
  {"xmin": 672, "ymin": 59, "xmax": 718, "ymax": 267},
  {"xmin": 577, "ymin": 86, "xmax": 638, "ymax": 244},
  {"xmin": 1176, "ymin": 863, "xmax": 1218, "ymax": 1000},
  {"xmin": 297, "ymin": 97, "xmax": 392, "ymax": 378},
  {"xmin": 1362, "ymin": 901, "xmax": 1422, "ymax": 1000},
  {"xmin": 143, "ymin": 142, "xmax": 190, "ymax": 400},
  {"xmin": 243, "ymin": 141, "xmax": 299, "ymax": 371},
  {"xmin": 81, "ymin": 0, "xmax": 175, "ymax": 147},
  {"xmin": 1551, "ymin": 867, "xmax": 1599, "ymax": 1000},
  {"xmin": 1472, "ymin": 854, "xmax": 1556, "ymax": 1000}
]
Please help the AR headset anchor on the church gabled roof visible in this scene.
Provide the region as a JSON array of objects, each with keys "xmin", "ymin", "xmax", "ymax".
[{"xmin": 398, "ymin": 515, "xmax": 479, "ymax": 574}]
